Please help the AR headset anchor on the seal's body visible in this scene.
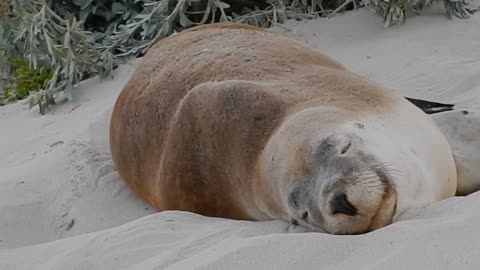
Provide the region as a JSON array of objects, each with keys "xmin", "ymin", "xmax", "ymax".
[{"xmin": 110, "ymin": 23, "xmax": 457, "ymax": 234}]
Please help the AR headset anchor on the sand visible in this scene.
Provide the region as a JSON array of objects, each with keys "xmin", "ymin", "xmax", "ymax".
[{"xmin": 1, "ymin": 4, "xmax": 480, "ymax": 269}]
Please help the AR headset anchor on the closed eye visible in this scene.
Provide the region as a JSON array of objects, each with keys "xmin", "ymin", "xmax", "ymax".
[
  {"xmin": 340, "ymin": 141, "xmax": 352, "ymax": 155},
  {"xmin": 290, "ymin": 218, "xmax": 299, "ymax": 226}
]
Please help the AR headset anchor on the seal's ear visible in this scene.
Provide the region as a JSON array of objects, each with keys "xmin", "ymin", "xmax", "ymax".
[{"xmin": 454, "ymin": 155, "xmax": 480, "ymax": 196}]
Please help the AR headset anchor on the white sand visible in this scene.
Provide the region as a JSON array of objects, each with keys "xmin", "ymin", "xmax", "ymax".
[{"xmin": 1, "ymin": 4, "xmax": 480, "ymax": 269}]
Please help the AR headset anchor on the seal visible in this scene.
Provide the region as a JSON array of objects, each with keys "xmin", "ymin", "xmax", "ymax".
[{"xmin": 110, "ymin": 22, "xmax": 458, "ymax": 235}]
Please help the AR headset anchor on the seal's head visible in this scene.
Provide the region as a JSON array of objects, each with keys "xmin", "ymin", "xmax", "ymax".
[
  {"xmin": 286, "ymin": 132, "xmax": 397, "ymax": 234},
  {"xmin": 259, "ymin": 108, "xmax": 398, "ymax": 235}
]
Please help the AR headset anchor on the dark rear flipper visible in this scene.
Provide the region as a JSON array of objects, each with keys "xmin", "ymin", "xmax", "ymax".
[{"xmin": 404, "ymin": 97, "xmax": 454, "ymax": 114}]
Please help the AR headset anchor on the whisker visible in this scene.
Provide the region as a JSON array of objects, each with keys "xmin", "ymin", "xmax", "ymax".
[{"xmin": 372, "ymin": 162, "xmax": 402, "ymax": 177}]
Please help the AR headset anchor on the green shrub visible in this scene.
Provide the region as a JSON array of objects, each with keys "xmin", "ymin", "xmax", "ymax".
[
  {"xmin": 0, "ymin": 0, "xmax": 476, "ymax": 114},
  {"xmin": 3, "ymin": 57, "xmax": 53, "ymax": 102}
]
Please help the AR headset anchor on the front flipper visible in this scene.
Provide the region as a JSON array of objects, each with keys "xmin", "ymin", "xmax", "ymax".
[
  {"xmin": 431, "ymin": 110, "xmax": 480, "ymax": 195},
  {"xmin": 405, "ymin": 97, "xmax": 454, "ymax": 114},
  {"xmin": 454, "ymin": 155, "xmax": 480, "ymax": 196}
]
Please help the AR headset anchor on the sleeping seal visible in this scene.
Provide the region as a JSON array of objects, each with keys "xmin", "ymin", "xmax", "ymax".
[{"xmin": 110, "ymin": 22, "xmax": 459, "ymax": 234}]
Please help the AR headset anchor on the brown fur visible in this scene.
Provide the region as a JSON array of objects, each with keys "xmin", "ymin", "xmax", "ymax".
[{"xmin": 110, "ymin": 22, "xmax": 397, "ymax": 222}]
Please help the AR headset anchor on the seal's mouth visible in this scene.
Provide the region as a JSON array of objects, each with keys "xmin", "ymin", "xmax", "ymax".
[{"xmin": 289, "ymin": 217, "xmax": 326, "ymax": 233}]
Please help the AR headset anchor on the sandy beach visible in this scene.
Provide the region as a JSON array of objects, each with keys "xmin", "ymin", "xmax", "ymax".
[{"xmin": 1, "ymin": 3, "xmax": 480, "ymax": 269}]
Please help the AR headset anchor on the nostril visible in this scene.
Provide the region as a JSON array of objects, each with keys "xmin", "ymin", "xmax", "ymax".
[{"xmin": 330, "ymin": 193, "xmax": 358, "ymax": 216}]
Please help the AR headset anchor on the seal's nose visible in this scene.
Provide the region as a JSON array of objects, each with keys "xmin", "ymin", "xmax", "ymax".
[{"xmin": 330, "ymin": 193, "xmax": 358, "ymax": 216}]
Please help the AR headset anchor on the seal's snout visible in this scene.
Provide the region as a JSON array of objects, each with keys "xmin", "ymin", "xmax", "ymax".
[
  {"xmin": 330, "ymin": 192, "xmax": 358, "ymax": 216},
  {"xmin": 320, "ymin": 167, "xmax": 397, "ymax": 235}
]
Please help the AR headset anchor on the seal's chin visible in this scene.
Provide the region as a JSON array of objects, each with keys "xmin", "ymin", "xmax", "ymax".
[{"xmin": 365, "ymin": 177, "xmax": 397, "ymax": 232}]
